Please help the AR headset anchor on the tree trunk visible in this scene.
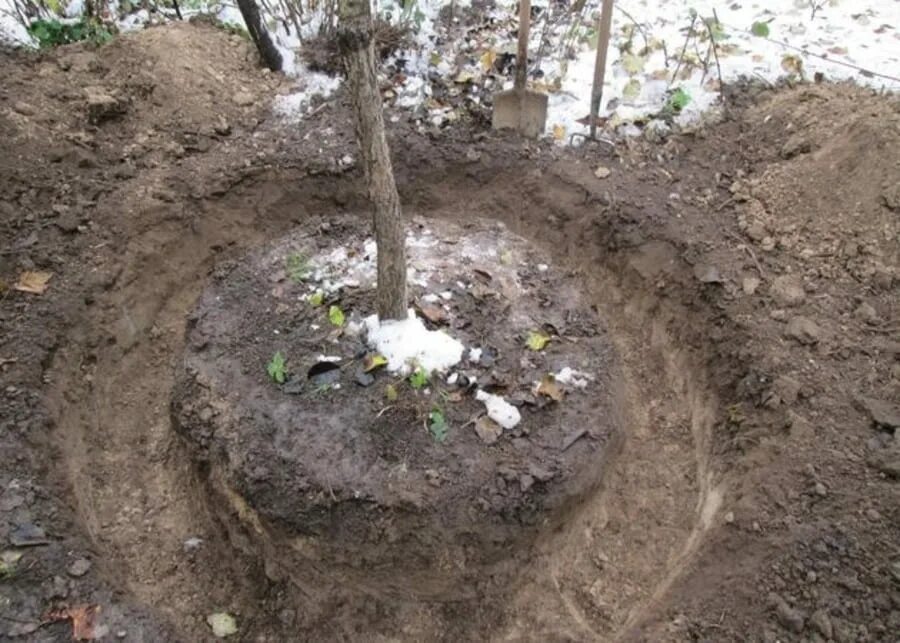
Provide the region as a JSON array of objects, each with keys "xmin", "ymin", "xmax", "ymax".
[
  {"xmin": 338, "ymin": 0, "xmax": 407, "ymax": 321},
  {"xmin": 236, "ymin": 0, "xmax": 283, "ymax": 72}
]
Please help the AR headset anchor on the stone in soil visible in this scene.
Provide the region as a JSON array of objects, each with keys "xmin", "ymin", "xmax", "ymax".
[{"xmin": 172, "ymin": 217, "xmax": 621, "ymax": 600}]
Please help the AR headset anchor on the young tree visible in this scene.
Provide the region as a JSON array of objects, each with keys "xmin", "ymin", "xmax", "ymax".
[
  {"xmin": 236, "ymin": 0, "xmax": 283, "ymax": 72},
  {"xmin": 337, "ymin": 0, "xmax": 408, "ymax": 321}
]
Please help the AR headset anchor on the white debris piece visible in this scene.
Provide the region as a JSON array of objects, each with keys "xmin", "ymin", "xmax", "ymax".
[
  {"xmin": 364, "ymin": 310, "xmax": 464, "ymax": 374},
  {"xmin": 468, "ymin": 347, "xmax": 482, "ymax": 363},
  {"xmin": 475, "ymin": 390, "xmax": 521, "ymax": 430},
  {"xmin": 316, "ymin": 355, "xmax": 342, "ymax": 363},
  {"xmin": 555, "ymin": 367, "xmax": 594, "ymax": 389},
  {"xmin": 446, "ymin": 372, "xmax": 459, "ymax": 385}
]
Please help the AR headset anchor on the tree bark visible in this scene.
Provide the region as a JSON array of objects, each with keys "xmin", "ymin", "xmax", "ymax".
[
  {"xmin": 236, "ymin": 0, "xmax": 283, "ymax": 72},
  {"xmin": 338, "ymin": 0, "xmax": 407, "ymax": 321}
]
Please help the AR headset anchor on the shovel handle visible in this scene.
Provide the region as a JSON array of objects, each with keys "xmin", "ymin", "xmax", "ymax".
[
  {"xmin": 590, "ymin": 0, "xmax": 615, "ymax": 138},
  {"xmin": 515, "ymin": 0, "xmax": 531, "ymax": 91}
]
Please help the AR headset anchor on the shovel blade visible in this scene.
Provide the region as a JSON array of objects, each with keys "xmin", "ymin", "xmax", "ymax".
[{"xmin": 492, "ymin": 89, "xmax": 548, "ymax": 139}]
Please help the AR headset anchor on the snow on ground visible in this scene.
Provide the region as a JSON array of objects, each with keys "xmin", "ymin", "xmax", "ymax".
[
  {"xmin": 365, "ymin": 310, "xmax": 464, "ymax": 374},
  {"xmin": 3, "ymin": 0, "xmax": 896, "ymax": 134}
]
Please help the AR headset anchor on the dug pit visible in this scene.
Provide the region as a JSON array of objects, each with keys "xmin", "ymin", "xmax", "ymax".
[{"xmin": 172, "ymin": 215, "xmax": 622, "ymax": 600}]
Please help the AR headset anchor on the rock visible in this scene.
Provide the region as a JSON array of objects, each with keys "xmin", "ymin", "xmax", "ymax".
[
  {"xmin": 742, "ymin": 276, "xmax": 760, "ymax": 295},
  {"xmin": 746, "ymin": 221, "xmax": 767, "ymax": 241},
  {"xmin": 67, "ymin": 557, "xmax": 92, "ymax": 577},
  {"xmin": 774, "ymin": 597, "xmax": 806, "ymax": 633},
  {"xmin": 882, "ymin": 183, "xmax": 900, "ymax": 211},
  {"xmin": 354, "ymin": 370, "xmax": 375, "ymax": 387},
  {"xmin": 770, "ymin": 274, "xmax": 805, "ymax": 307},
  {"xmin": 85, "ymin": 88, "xmax": 126, "ymax": 125},
  {"xmin": 8, "ymin": 523, "xmax": 49, "ymax": 547},
  {"xmin": 785, "ymin": 316, "xmax": 822, "ymax": 345},
  {"xmin": 814, "ymin": 482, "xmax": 827, "ymax": 496},
  {"xmin": 54, "ymin": 212, "xmax": 80, "ymax": 234},
  {"xmin": 694, "ymin": 264, "xmax": 723, "ymax": 284},
  {"xmin": 0, "ymin": 490, "xmax": 25, "ymax": 512},
  {"xmin": 772, "ymin": 375, "xmax": 801, "ymax": 405},
  {"xmin": 594, "ymin": 165, "xmax": 611, "ymax": 179},
  {"xmin": 233, "ymin": 91, "xmax": 255, "ymax": 107},
  {"xmin": 853, "ymin": 302, "xmax": 880, "ymax": 325},
  {"xmin": 809, "ymin": 610, "xmax": 833, "ymax": 639},
  {"xmin": 13, "ymin": 101, "xmax": 36, "ymax": 116},
  {"xmin": 214, "ymin": 117, "xmax": 232, "ymax": 136},
  {"xmin": 867, "ymin": 442, "xmax": 900, "ymax": 478},
  {"xmin": 761, "ymin": 236, "xmax": 776, "ymax": 251},
  {"xmin": 859, "ymin": 397, "xmax": 900, "ymax": 431},
  {"xmin": 781, "ymin": 133, "xmax": 812, "ymax": 159}
]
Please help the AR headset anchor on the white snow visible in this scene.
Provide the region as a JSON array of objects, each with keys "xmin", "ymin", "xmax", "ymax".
[
  {"xmin": 364, "ymin": 309, "xmax": 464, "ymax": 375},
  {"xmin": 555, "ymin": 367, "xmax": 594, "ymax": 389},
  {"xmin": 475, "ymin": 390, "xmax": 521, "ymax": 430}
]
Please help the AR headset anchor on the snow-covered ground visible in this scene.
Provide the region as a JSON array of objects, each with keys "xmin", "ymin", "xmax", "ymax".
[{"xmin": 3, "ymin": 0, "xmax": 898, "ymax": 138}]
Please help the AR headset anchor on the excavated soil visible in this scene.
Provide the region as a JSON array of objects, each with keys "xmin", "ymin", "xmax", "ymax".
[{"xmin": 0, "ymin": 21, "xmax": 898, "ymax": 642}]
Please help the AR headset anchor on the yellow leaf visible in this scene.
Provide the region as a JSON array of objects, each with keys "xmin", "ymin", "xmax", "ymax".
[
  {"xmin": 14, "ymin": 271, "xmax": 52, "ymax": 294},
  {"xmin": 781, "ymin": 54, "xmax": 804, "ymax": 75},
  {"xmin": 363, "ymin": 353, "xmax": 388, "ymax": 373},
  {"xmin": 552, "ymin": 124, "xmax": 566, "ymax": 140},
  {"xmin": 480, "ymin": 49, "xmax": 497, "ymax": 72},
  {"xmin": 526, "ymin": 330, "xmax": 551, "ymax": 351},
  {"xmin": 385, "ymin": 384, "xmax": 398, "ymax": 401}
]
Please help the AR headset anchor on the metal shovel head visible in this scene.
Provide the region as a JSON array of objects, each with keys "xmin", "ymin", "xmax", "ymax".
[{"xmin": 492, "ymin": 88, "xmax": 549, "ymax": 139}]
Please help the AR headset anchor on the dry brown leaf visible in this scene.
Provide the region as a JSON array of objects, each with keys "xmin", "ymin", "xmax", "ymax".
[
  {"xmin": 536, "ymin": 374, "xmax": 564, "ymax": 401},
  {"xmin": 14, "ymin": 271, "xmax": 53, "ymax": 294},
  {"xmin": 45, "ymin": 604, "xmax": 101, "ymax": 640},
  {"xmin": 418, "ymin": 303, "xmax": 447, "ymax": 324},
  {"xmin": 474, "ymin": 416, "xmax": 502, "ymax": 444}
]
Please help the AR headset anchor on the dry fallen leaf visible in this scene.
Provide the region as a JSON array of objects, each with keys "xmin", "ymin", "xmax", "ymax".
[
  {"xmin": 474, "ymin": 416, "xmax": 502, "ymax": 444},
  {"xmin": 45, "ymin": 604, "xmax": 101, "ymax": 640},
  {"xmin": 363, "ymin": 353, "xmax": 388, "ymax": 373},
  {"xmin": 552, "ymin": 123, "xmax": 566, "ymax": 140},
  {"xmin": 480, "ymin": 49, "xmax": 497, "ymax": 72},
  {"xmin": 536, "ymin": 374, "xmax": 564, "ymax": 401},
  {"xmin": 14, "ymin": 271, "xmax": 53, "ymax": 294},
  {"xmin": 417, "ymin": 303, "xmax": 447, "ymax": 324}
]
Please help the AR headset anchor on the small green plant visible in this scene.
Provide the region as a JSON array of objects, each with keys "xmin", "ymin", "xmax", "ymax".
[
  {"xmin": 667, "ymin": 87, "xmax": 691, "ymax": 112},
  {"xmin": 308, "ymin": 290, "xmax": 325, "ymax": 306},
  {"xmin": 409, "ymin": 367, "xmax": 429, "ymax": 390},
  {"xmin": 285, "ymin": 252, "xmax": 310, "ymax": 283},
  {"xmin": 267, "ymin": 351, "xmax": 287, "ymax": 384},
  {"xmin": 750, "ymin": 21, "xmax": 770, "ymax": 38},
  {"xmin": 28, "ymin": 18, "xmax": 114, "ymax": 48},
  {"xmin": 328, "ymin": 305, "xmax": 345, "ymax": 327},
  {"xmin": 428, "ymin": 409, "xmax": 448, "ymax": 443}
]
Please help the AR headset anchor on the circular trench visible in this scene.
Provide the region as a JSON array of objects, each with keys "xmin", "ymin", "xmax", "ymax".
[{"xmin": 47, "ymin": 162, "xmax": 725, "ymax": 641}]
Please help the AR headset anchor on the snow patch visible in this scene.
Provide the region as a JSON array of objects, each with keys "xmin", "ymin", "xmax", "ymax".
[
  {"xmin": 555, "ymin": 367, "xmax": 593, "ymax": 389},
  {"xmin": 364, "ymin": 310, "xmax": 464, "ymax": 375},
  {"xmin": 475, "ymin": 390, "xmax": 521, "ymax": 430}
]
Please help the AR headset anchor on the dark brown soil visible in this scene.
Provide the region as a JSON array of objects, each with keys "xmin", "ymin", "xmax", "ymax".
[
  {"xmin": 172, "ymin": 217, "xmax": 619, "ymax": 601},
  {"xmin": 0, "ymin": 20, "xmax": 898, "ymax": 643}
]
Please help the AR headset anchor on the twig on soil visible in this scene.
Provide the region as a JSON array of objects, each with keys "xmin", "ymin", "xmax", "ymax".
[{"xmin": 376, "ymin": 405, "xmax": 394, "ymax": 418}]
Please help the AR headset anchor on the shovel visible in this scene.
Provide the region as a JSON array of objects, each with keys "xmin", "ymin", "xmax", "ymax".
[{"xmin": 491, "ymin": 0, "xmax": 548, "ymax": 138}]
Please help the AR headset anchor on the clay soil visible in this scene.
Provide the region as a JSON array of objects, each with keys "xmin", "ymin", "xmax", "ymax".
[{"xmin": 0, "ymin": 20, "xmax": 898, "ymax": 643}]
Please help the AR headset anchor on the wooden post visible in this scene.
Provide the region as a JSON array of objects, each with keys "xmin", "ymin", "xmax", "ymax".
[
  {"xmin": 589, "ymin": 0, "xmax": 614, "ymax": 139},
  {"xmin": 338, "ymin": 0, "xmax": 408, "ymax": 321},
  {"xmin": 236, "ymin": 0, "xmax": 283, "ymax": 72}
]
